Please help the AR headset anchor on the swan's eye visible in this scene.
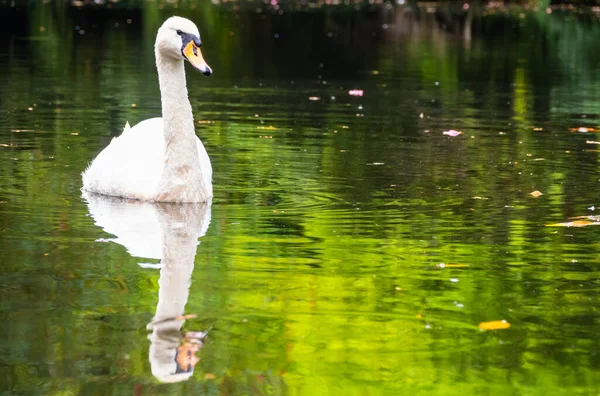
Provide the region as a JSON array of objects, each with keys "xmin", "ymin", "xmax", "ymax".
[{"xmin": 176, "ymin": 29, "xmax": 183, "ymax": 36}]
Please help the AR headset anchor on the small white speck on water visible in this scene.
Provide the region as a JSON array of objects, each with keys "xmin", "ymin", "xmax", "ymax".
[{"xmin": 450, "ymin": 278, "xmax": 459, "ymax": 283}]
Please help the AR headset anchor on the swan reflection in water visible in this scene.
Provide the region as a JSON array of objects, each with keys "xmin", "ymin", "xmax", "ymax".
[{"xmin": 84, "ymin": 193, "xmax": 212, "ymax": 383}]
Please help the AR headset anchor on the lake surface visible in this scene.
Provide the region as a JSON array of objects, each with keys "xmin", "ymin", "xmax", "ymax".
[{"xmin": 1, "ymin": 2, "xmax": 600, "ymax": 395}]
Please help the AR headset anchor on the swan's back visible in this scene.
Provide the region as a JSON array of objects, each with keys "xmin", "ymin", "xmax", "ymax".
[
  {"xmin": 82, "ymin": 118, "xmax": 212, "ymax": 201},
  {"xmin": 83, "ymin": 118, "xmax": 165, "ymax": 200}
]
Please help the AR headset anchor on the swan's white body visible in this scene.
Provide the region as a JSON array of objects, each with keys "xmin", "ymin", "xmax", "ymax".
[
  {"xmin": 82, "ymin": 17, "xmax": 213, "ymax": 203},
  {"xmin": 82, "ymin": 118, "xmax": 212, "ymax": 202}
]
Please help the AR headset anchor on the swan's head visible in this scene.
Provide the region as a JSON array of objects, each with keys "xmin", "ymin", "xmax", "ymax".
[{"xmin": 155, "ymin": 16, "xmax": 212, "ymax": 76}]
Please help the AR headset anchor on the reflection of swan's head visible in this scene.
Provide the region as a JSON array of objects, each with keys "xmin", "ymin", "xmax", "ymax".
[
  {"xmin": 147, "ymin": 322, "xmax": 208, "ymax": 383},
  {"xmin": 155, "ymin": 16, "xmax": 212, "ymax": 76}
]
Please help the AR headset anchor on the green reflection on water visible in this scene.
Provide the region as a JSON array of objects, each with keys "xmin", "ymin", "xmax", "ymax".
[{"xmin": 0, "ymin": 2, "xmax": 599, "ymax": 395}]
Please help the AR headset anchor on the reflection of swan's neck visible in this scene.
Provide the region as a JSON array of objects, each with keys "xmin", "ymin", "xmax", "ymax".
[
  {"xmin": 152, "ymin": 213, "xmax": 200, "ymax": 328},
  {"xmin": 155, "ymin": 53, "xmax": 201, "ymax": 198},
  {"xmin": 145, "ymin": 202, "xmax": 211, "ymax": 383}
]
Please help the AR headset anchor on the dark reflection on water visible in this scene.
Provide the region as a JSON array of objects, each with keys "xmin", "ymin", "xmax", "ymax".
[{"xmin": 1, "ymin": 2, "xmax": 600, "ymax": 394}]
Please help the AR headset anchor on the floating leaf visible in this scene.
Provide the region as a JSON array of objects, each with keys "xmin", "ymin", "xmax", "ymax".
[
  {"xmin": 443, "ymin": 130, "xmax": 462, "ymax": 137},
  {"xmin": 479, "ymin": 320, "xmax": 510, "ymax": 331},
  {"xmin": 257, "ymin": 126, "xmax": 277, "ymax": 130},
  {"xmin": 530, "ymin": 190, "xmax": 543, "ymax": 197},
  {"xmin": 569, "ymin": 215, "xmax": 600, "ymax": 221},
  {"xmin": 546, "ymin": 220, "xmax": 600, "ymax": 227},
  {"xmin": 586, "ymin": 140, "xmax": 600, "ymax": 144},
  {"xmin": 569, "ymin": 127, "xmax": 600, "ymax": 133},
  {"xmin": 472, "ymin": 196, "xmax": 488, "ymax": 200},
  {"xmin": 437, "ymin": 263, "xmax": 470, "ymax": 268},
  {"xmin": 308, "ymin": 96, "xmax": 320, "ymax": 101}
]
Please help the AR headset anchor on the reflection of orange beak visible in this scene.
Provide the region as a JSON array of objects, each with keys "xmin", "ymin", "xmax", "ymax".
[
  {"xmin": 176, "ymin": 342, "xmax": 201, "ymax": 372},
  {"xmin": 183, "ymin": 41, "xmax": 212, "ymax": 76}
]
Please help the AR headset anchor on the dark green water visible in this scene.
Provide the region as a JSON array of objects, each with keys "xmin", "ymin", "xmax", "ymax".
[{"xmin": 1, "ymin": 2, "xmax": 600, "ymax": 395}]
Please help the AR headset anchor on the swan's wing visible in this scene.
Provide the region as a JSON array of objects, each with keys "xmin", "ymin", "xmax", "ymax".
[{"xmin": 83, "ymin": 118, "xmax": 165, "ymax": 200}]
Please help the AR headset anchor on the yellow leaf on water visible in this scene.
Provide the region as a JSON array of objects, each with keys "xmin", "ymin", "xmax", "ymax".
[
  {"xmin": 479, "ymin": 320, "xmax": 510, "ymax": 331},
  {"xmin": 530, "ymin": 190, "xmax": 543, "ymax": 197},
  {"xmin": 436, "ymin": 263, "xmax": 470, "ymax": 268},
  {"xmin": 546, "ymin": 220, "xmax": 600, "ymax": 228}
]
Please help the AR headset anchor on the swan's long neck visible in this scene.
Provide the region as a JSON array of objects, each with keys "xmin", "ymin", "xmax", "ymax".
[{"xmin": 155, "ymin": 52, "xmax": 202, "ymax": 201}]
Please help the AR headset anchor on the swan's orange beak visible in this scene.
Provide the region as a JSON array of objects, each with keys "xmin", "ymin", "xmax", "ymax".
[{"xmin": 183, "ymin": 41, "xmax": 212, "ymax": 76}]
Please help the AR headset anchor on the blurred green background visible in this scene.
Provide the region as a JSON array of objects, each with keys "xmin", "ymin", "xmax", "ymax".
[{"xmin": 1, "ymin": 1, "xmax": 599, "ymax": 395}]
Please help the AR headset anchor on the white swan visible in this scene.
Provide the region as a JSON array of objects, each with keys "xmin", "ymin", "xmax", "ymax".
[{"xmin": 82, "ymin": 17, "xmax": 213, "ymax": 203}]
